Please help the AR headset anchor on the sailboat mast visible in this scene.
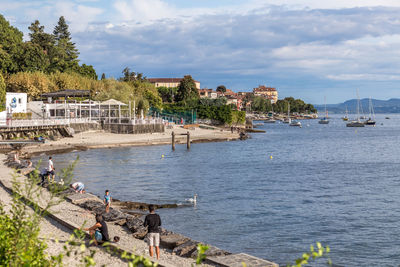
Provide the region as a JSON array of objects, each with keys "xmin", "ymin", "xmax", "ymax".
[{"xmin": 356, "ymin": 89, "xmax": 360, "ymax": 122}]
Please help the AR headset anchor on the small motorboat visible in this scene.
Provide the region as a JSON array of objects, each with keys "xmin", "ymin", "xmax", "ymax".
[{"xmin": 289, "ymin": 121, "xmax": 302, "ymax": 127}]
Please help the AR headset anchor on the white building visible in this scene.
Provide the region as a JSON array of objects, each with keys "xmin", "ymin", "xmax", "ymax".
[{"xmin": 6, "ymin": 92, "xmax": 27, "ymax": 113}]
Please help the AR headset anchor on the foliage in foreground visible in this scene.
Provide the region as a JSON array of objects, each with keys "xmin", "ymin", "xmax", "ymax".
[
  {"xmin": 287, "ymin": 242, "xmax": 331, "ymax": 267},
  {"xmin": 0, "ymin": 159, "xmax": 76, "ymax": 266}
]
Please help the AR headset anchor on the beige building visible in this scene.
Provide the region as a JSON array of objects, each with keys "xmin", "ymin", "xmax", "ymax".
[
  {"xmin": 198, "ymin": 89, "xmax": 218, "ymax": 99},
  {"xmin": 148, "ymin": 78, "xmax": 200, "ymax": 89},
  {"xmin": 253, "ymin": 85, "xmax": 278, "ymax": 103}
]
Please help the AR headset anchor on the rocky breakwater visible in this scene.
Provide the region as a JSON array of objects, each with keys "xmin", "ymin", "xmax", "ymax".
[{"xmin": 67, "ymin": 193, "xmax": 231, "ymax": 259}]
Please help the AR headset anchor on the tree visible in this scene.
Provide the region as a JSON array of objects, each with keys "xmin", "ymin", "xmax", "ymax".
[
  {"xmin": 53, "ymin": 16, "xmax": 71, "ymax": 41},
  {"xmin": 157, "ymin": 86, "xmax": 177, "ymax": 103},
  {"xmin": 175, "ymin": 75, "xmax": 199, "ymax": 104},
  {"xmin": 101, "ymin": 73, "xmax": 106, "ymax": 80},
  {"xmin": 0, "ymin": 15, "xmax": 24, "ymax": 73},
  {"xmin": 18, "ymin": 42, "xmax": 49, "ymax": 72},
  {"xmin": 28, "ymin": 20, "xmax": 54, "ymax": 55},
  {"xmin": 51, "ymin": 16, "xmax": 79, "ymax": 72},
  {"xmin": 120, "ymin": 67, "xmax": 146, "ymax": 82},
  {"xmin": 216, "ymin": 85, "xmax": 226, "ymax": 93},
  {"xmin": 0, "ymin": 73, "xmax": 5, "ymax": 111},
  {"xmin": 73, "ymin": 63, "xmax": 98, "ymax": 80}
]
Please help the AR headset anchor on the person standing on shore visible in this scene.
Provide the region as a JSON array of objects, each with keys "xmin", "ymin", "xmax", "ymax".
[
  {"xmin": 103, "ymin": 190, "xmax": 112, "ymax": 213},
  {"xmin": 47, "ymin": 156, "xmax": 55, "ymax": 182},
  {"xmin": 144, "ymin": 205, "xmax": 161, "ymax": 260}
]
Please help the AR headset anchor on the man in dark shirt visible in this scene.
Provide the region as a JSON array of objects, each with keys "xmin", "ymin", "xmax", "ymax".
[
  {"xmin": 144, "ymin": 205, "xmax": 161, "ymax": 260},
  {"xmin": 83, "ymin": 214, "xmax": 109, "ymax": 245}
]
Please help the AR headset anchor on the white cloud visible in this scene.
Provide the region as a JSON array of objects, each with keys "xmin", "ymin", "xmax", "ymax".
[
  {"xmin": 4, "ymin": 0, "xmax": 400, "ymax": 101},
  {"xmin": 326, "ymin": 74, "xmax": 400, "ymax": 81}
]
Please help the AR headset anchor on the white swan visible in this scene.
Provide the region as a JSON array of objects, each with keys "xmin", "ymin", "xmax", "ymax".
[{"xmin": 185, "ymin": 194, "xmax": 197, "ymax": 205}]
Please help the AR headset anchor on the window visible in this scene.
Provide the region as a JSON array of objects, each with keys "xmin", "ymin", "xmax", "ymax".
[{"xmin": 18, "ymin": 98, "xmax": 21, "ymax": 104}]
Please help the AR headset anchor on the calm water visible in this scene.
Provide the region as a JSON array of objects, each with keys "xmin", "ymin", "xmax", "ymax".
[{"xmin": 40, "ymin": 114, "xmax": 400, "ymax": 266}]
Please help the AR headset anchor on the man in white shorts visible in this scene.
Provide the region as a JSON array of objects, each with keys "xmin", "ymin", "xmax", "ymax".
[{"xmin": 144, "ymin": 205, "xmax": 162, "ymax": 260}]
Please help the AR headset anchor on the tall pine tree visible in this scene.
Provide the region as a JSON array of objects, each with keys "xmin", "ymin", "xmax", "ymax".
[
  {"xmin": 51, "ymin": 16, "xmax": 79, "ymax": 71},
  {"xmin": 28, "ymin": 20, "xmax": 54, "ymax": 55}
]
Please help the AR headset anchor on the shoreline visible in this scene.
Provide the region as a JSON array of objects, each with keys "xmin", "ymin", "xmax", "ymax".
[{"xmin": 18, "ymin": 125, "xmax": 241, "ymax": 157}]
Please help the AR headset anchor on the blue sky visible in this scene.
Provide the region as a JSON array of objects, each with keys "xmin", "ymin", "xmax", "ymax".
[{"xmin": 2, "ymin": 0, "xmax": 400, "ymax": 103}]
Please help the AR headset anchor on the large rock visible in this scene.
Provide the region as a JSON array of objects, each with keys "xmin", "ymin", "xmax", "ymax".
[
  {"xmin": 65, "ymin": 193, "xmax": 100, "ymax": 204},
  {"xmin": 125, "ymin": 216, "xmax": 147, "ymax": 239},
  {"xmin": 78, "ymin": 200, "xmax": 127, "ymax": 222},
  {"xmin": 19, "ymin": 167, "xmax": 35, "ymax": 175},
  {"xmin": 160, "ymin": 233, "xmax": 190, "ymax": 250},
  {"xmin": 114, "ymin": 200, "xmax": 178, "ymax": 210},
  {"xmin": 191, "ymin": 245, "xmax": 230, "ymax": 258},
  {"xmin": 172, "ymin": 240, "xmax": 199, "ymax": 257}
]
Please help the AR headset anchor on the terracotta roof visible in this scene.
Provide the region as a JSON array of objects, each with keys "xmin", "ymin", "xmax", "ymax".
[
  {"xmin": 148, "ymin": 78, "xmax": 200, "ymax": 83},
  {"xmin": 224, "ymin": 89, "xmax": 237, "ymax": 96},
  {"xmin": 253, "ymin": 86, "xmax": 277, "ymax": 92}
]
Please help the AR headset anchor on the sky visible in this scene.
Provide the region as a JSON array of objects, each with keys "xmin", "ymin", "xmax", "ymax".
[{"xmin": 2, "ymin": 0, "xmax": 400, "ymax": 104}]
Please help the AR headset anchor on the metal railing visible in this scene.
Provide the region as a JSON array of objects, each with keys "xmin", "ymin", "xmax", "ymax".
[
  {"xmin": 103, "ymin": 117, "xmax": 164, "ymax": 125},
  {"xmin": 0, "ymin": 117, "xmax": 164, "ymax": 128},
  {"xmin": 0, "ymin": 118, "xmax": 92, "ymax": 128}
]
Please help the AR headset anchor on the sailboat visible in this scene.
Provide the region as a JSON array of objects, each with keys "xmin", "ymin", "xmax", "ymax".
[
  {"xmin": 342, "ymin": 106, "xmax": 349, "ymax": 121},
  {"xmin": 287, "ymin": 103, "xmax": 301, "ymax": 127},
  {"xmin": 283, "ymin": 103, "xmax": 290, "ymax": 123},
  {"xmin": 364, "ymin": 97, "xmax": 376, "ymax": 125},
  {"xmin": 318, "ymin": 97, "xmax": 329, "ymax": 124},
  {"xmin": 346, "ymin": 90, "xmax": 365, "ymax": 127}
]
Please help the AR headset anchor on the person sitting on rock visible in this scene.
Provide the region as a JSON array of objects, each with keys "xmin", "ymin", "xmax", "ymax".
[
  {"xmin": 83, "ymin": 214, "xmax": 110, "ymax": 245},
  {"xmin": 70, "ymin": 182, "xmax": 85, "ymax": 194}
]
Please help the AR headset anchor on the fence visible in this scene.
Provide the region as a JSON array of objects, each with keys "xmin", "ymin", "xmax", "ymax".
[
  {"xmin": 0, "ymin": 118, "xmax": 92, "ymax": 128},
  {"xmin": 148, "ymin": 107, "xmax": 196, "ymax": 124}
]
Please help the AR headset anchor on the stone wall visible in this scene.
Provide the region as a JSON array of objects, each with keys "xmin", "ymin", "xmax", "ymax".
[
  {"xmin": 103, "ymin": 123, "xmax": 165, "ymax": 134},
  {"xmin": 70, "ymin": 122, "xmax": 101, "ymax": 133},
  {"xmin": 0, "ymin": 126, "xmax": 72, "ymax": 140}
]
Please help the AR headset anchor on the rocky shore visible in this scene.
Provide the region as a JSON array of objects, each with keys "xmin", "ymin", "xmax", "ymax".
[
  {"xmin": 0, "ymin": 126, "xmax": 278, "ymax": 267},
  {"xmin": 0, "ymin": 153, "xmax": 219, "ymax": 267}
]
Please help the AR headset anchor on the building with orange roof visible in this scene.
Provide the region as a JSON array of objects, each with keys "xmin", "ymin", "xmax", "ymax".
[{"xmin": 253, "ymin": 85, "xmax": 278, "ymax": 103}]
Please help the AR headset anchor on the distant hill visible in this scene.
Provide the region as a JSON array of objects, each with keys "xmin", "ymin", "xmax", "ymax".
[{"xmin": 314, "ymin": 98, "xmax": 400, "ymax": 114}]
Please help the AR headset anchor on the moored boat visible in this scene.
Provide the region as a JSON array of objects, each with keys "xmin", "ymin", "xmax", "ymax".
[
  {"xmin": 346, "ymin": 89, "xmax": 365, "ymax": 128},
  {"xmin": 363, "ymin": 97, "xmax": 376, "ymax": 126},
  {"xmin": 289, "ymin": 121, "xmax": 302, "ymax": 127},
  {"xmin": 319, "ymin": 97, "xmax": 329, "ymax": 124},
  {"xmin": 346, "ymin": 120, "xmax": 365, "ymax": 127},
  {"xmin": 342, "ymin": 106, "xmax": 349, "ymax": 121}
]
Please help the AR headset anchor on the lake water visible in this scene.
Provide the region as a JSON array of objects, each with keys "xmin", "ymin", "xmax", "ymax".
[{"xmin": 41, "ymin": 114, "xmax": 400, "ymax": 266}]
